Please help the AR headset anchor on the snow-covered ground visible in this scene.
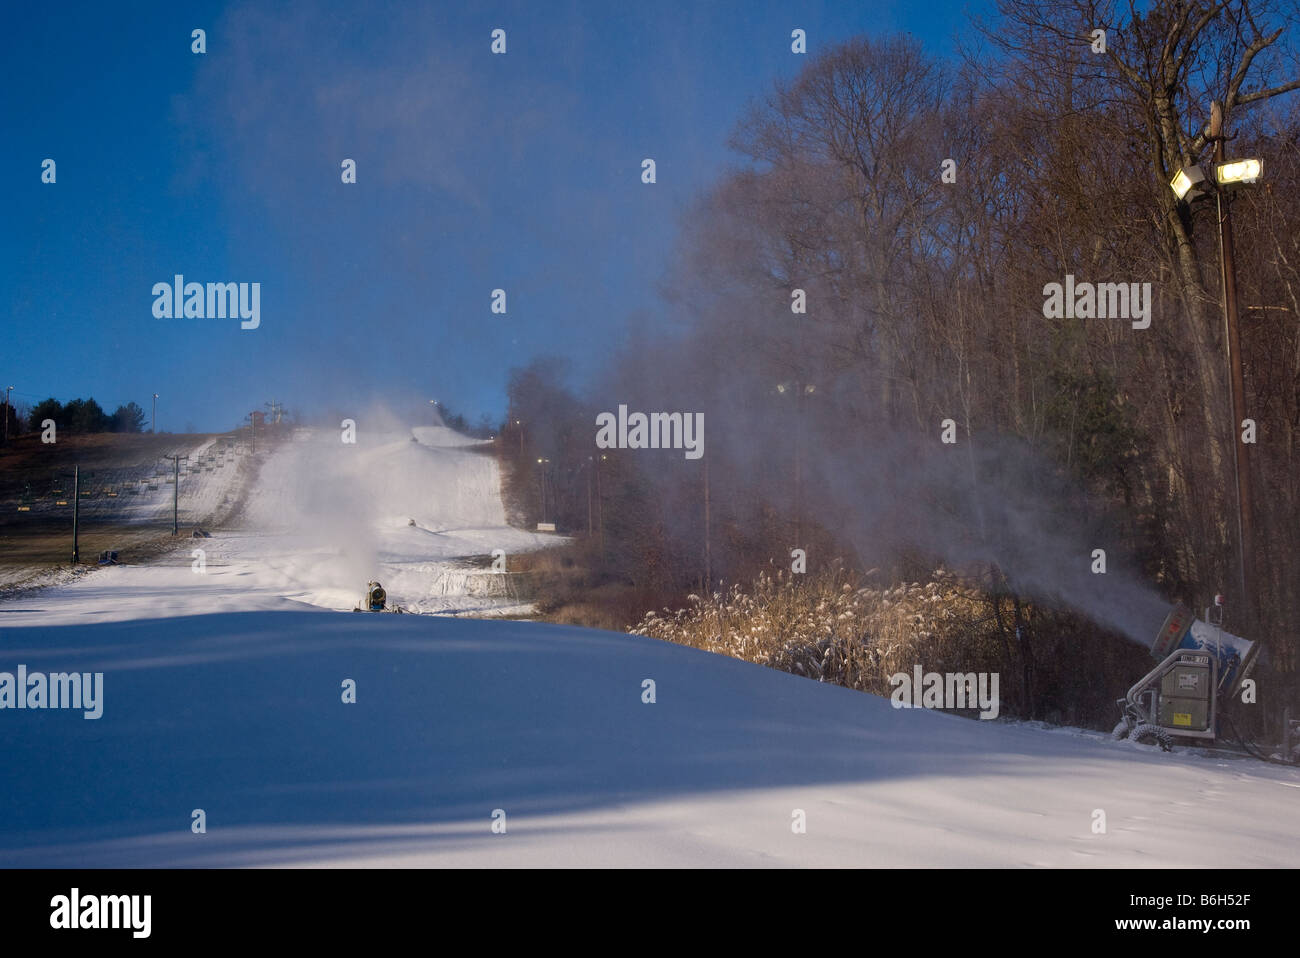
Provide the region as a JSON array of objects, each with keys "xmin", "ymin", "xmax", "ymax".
[
  {"xmin": 0, "ymin": 435, "xmax": 250, "ymax": 591},
  {"xmin": 1, "ymin": 610, "xmax": 1297, "ymax": 867},
  {"xmin": 2, "ymin": 422, "xmax": 553, "ymax": 620},
  {"xmin": 1, "ymin": 418, "xmax": 1296, "ymax": 867},
  {"xmin": 33, "ymin": 435, "xmax": 247, "ymax": 527}
]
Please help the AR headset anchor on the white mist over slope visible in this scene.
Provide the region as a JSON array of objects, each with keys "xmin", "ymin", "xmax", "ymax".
[
  {"xmin": 608, "ymin": 339, "xmax": 1176, "ymax": 648},
  {"xmin": 825, "ymin": 432, "xmax": 1175, "ymax": 646},
  {"xmin": 2, "ymin": 413, "xmax": 553, "ymax": 621}
]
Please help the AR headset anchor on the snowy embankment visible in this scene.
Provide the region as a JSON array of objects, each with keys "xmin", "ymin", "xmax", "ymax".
[
  {"xmin": 0, "ymin": 436, "xmax": 247, "ymax": 591},
  {"xmin": 0, "ymin": 610, "xmax": 1297, "ymax": 867},
  {"xmin": 1, "ymin": 419, "xmax": 1296, "ymax": 868},
  {"xmin": 56, "ymin": 435, "xmax": 245, "ymax": 529}
]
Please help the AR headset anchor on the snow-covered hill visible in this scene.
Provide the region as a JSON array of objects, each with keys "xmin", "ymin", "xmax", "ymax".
[
  {"xmin": 1, "ymin": 609, "xmax": 1297, "ymax": 867},
  {"xmin": 232, "ymin": 424, "xmax": 553, "ymax": 614},
  {"xmin": 2, "ymin": 421, "xmax": 552, "ymax": 619},
  {"xmin": 2, "ymin": 417, "xmax": 1296, "ymax": 868}
]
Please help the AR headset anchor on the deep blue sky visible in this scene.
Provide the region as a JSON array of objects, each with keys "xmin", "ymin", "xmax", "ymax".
[{"xmin": 2, "ymin": 1, "xmax": 985, "ymax": 432}]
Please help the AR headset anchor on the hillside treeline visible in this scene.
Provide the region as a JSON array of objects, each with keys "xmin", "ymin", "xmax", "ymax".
[
  {"xmin": 503, "ymin": 1, "xmax": 1300, "ymax": 731},
  {"xmin": 12, "ymin": 397, "xmax": 147, "ymax": 435}
]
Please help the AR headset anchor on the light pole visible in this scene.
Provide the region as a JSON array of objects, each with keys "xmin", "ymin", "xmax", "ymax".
[
  {"xmin": 515, "ymin": 419, "xmax": 524, "ymax": 456},
  {"xmin": 595, "ymin": 453, "xmax": 607, "ymax": 553},
  {"xmin": 70, "ymin": 465, "xmax": 80, "ymax": 563},
  {"xmin": 1169, "ymin": 103, "xmax": 1263, "ymax": 621},
  {"xmin": 536, "ymin": 457, "xmax": 550, "ymax": 524},
  {"xmin": 702, "ymin": 453, "xmax": 710, "ymax": 588},
  {"xmin": 164, "ymin": 455, "xmax": 188, "ymax": 534},
  {"xmin": 586, "ymin": 456, "xmax": 594, "ymax": 535},
  {"xmin": 776, "ymin": 381, "xmax": 816, "ymax": 547},
  {"xmin": 3, "ymin": 385, "xmax": 12, "ymax": 444},
  {"xmin": 152, "ymin": 393, "xmax": 159, "ymax": 434},
  {"xmin": 1213, "ymin": 136, "xmax": 1256, "ymax": 623}
]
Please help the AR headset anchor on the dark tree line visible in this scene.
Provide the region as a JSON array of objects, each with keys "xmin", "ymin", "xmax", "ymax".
[
  {"xmin": 506, "ymin": 1, "xmax": 1300, "ymax": 725},
  {"xmin": 24, "ymin": 397, "xmax": 147, "ymax": 434}
]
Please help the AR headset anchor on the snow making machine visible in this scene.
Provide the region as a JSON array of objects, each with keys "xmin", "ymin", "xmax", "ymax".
[
  {"xmin": 354, "ymin": 581, "xmax": 387, "ymax": 613},
  {"xmin": 1113, "ymin": 602, "xmax": 1259, "ymax": 751},
  {"xmin": 352, "ymin": 580, "xmax": 407, "ymax": 614}
]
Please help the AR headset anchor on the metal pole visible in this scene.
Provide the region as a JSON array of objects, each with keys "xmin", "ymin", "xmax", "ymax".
[
  {"xmin": 1283, "ymin": 706, "xmax": 1291, "ymax": 763},
  {"xmin": 152, "ymin": 394, "xmax": 158, "ymax": 434},
  {"xmin": 3, "ymin": 386, "xmax": 11, "ymax": 443},
  {"xmin": 1214, "ymin": 135, "xmax": 1256, "ymax": 621},
  {"xmin": 795, "ymin": 383, "xmax": 803, "ymax": 548},
  {"xmin": 704, "ymin": 454, "xmax": 711, "ymax": 588},
  {"xmin": 173, "ymin": 455, "xmax": 179, "ymax": 534},
  {"xmin": 71, "ymin": 465, "xmax": 79, "ymax": 564},
  {"xmin": 595, "ymin": 456, "xmax": 604, "ymax": 553}
]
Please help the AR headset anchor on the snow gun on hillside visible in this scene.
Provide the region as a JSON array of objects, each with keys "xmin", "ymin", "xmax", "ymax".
[
  {"xmin": 354, "ymin": 581, "xmax": 388, "ymax": 613},
  {"xmin": 1113, "ymin": 601, "xmax": 1259, "ymax": 751},
  {"xmin": 352, "ymin": 581, "xmax": 408, "ymax": 614}
]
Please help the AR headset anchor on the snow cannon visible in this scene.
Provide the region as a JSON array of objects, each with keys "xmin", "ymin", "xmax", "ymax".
[
  {"xmin": 358, "ymin": 581, "xmax": 386, "ymax": 612},
  {"xmin": 1114, "ymin": 603, "xmax": 1259, "ymax": 751},
  {"xmin": 1151, "ymin": 603, "xmax": 1258, "ymax": 697}
]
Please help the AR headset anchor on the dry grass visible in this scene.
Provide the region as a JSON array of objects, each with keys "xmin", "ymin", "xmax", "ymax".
[
  {"xmin": 629, "ymin": 562, "xmax": 1158, "ymax": 730},
  {"xmin": 630, "ymin": 565, "xmax": 1008, "ymax": 698}
]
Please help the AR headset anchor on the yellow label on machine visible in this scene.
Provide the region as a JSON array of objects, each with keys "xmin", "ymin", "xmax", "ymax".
[{"xmin": 1173, "ymin": 713, "xmax": 1192, "ymax": 726}]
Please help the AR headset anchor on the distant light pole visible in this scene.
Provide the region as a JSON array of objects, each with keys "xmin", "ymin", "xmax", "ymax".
[
  {"xmin": 595, "ymin": 454, "xmax": 607, "ymax": 552},
  {"xmin": 586, "ymin": 456, "xmax": 594, "ymax": 535},
  {"xmin": 164, "ymin": 455, "xmax": 188, "ymax": 534},
  {"xmin": 3, "ymin": 385, "xmax": 13, "ymax": 444},
  {"xmin": 702, "ymin": 453, "xmax": 710, "ymax": 588},
  {"xmin": 536, "ymin": 457, "xmax": 550, "ymax": 524},
  {"xmin": 515, "ymin": 419, "xmax": 524, "ymax": 456},
  {"xmin": 776, "ymin": 381, "xmax": 816, "ymax": 547},
  {"xmin": 70, "ymin": 464, "xmax": 80, "ymax": 563},
  {"xmin": 152, "ymin": 394, "xmax": 159, "ymax": 434}
]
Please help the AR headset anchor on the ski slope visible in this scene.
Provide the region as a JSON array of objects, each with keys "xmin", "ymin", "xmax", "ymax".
[
  {"xmin": 2, "ymin": 421, "xmax": 553, "ymax": 621},
  {"xmin": 1, "ymin": 417, "xmax": 1297, "ymax": 867},
  {"xmin": 231, "ymin": 423, "xmax": 553, "ymax": 614},
  {"xmin": 0, "ymin": 609, "xmax": 1298, "ymax": 867}
]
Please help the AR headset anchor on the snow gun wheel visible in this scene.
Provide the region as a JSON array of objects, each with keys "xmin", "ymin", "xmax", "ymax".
[
  {"xmin": 1111, "ymin": 719, "xmax": 1132, "ymax": 741},
  {"xmin": 1130, "ymin": 724, "xmax": 1173, "ymax": 752}
]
